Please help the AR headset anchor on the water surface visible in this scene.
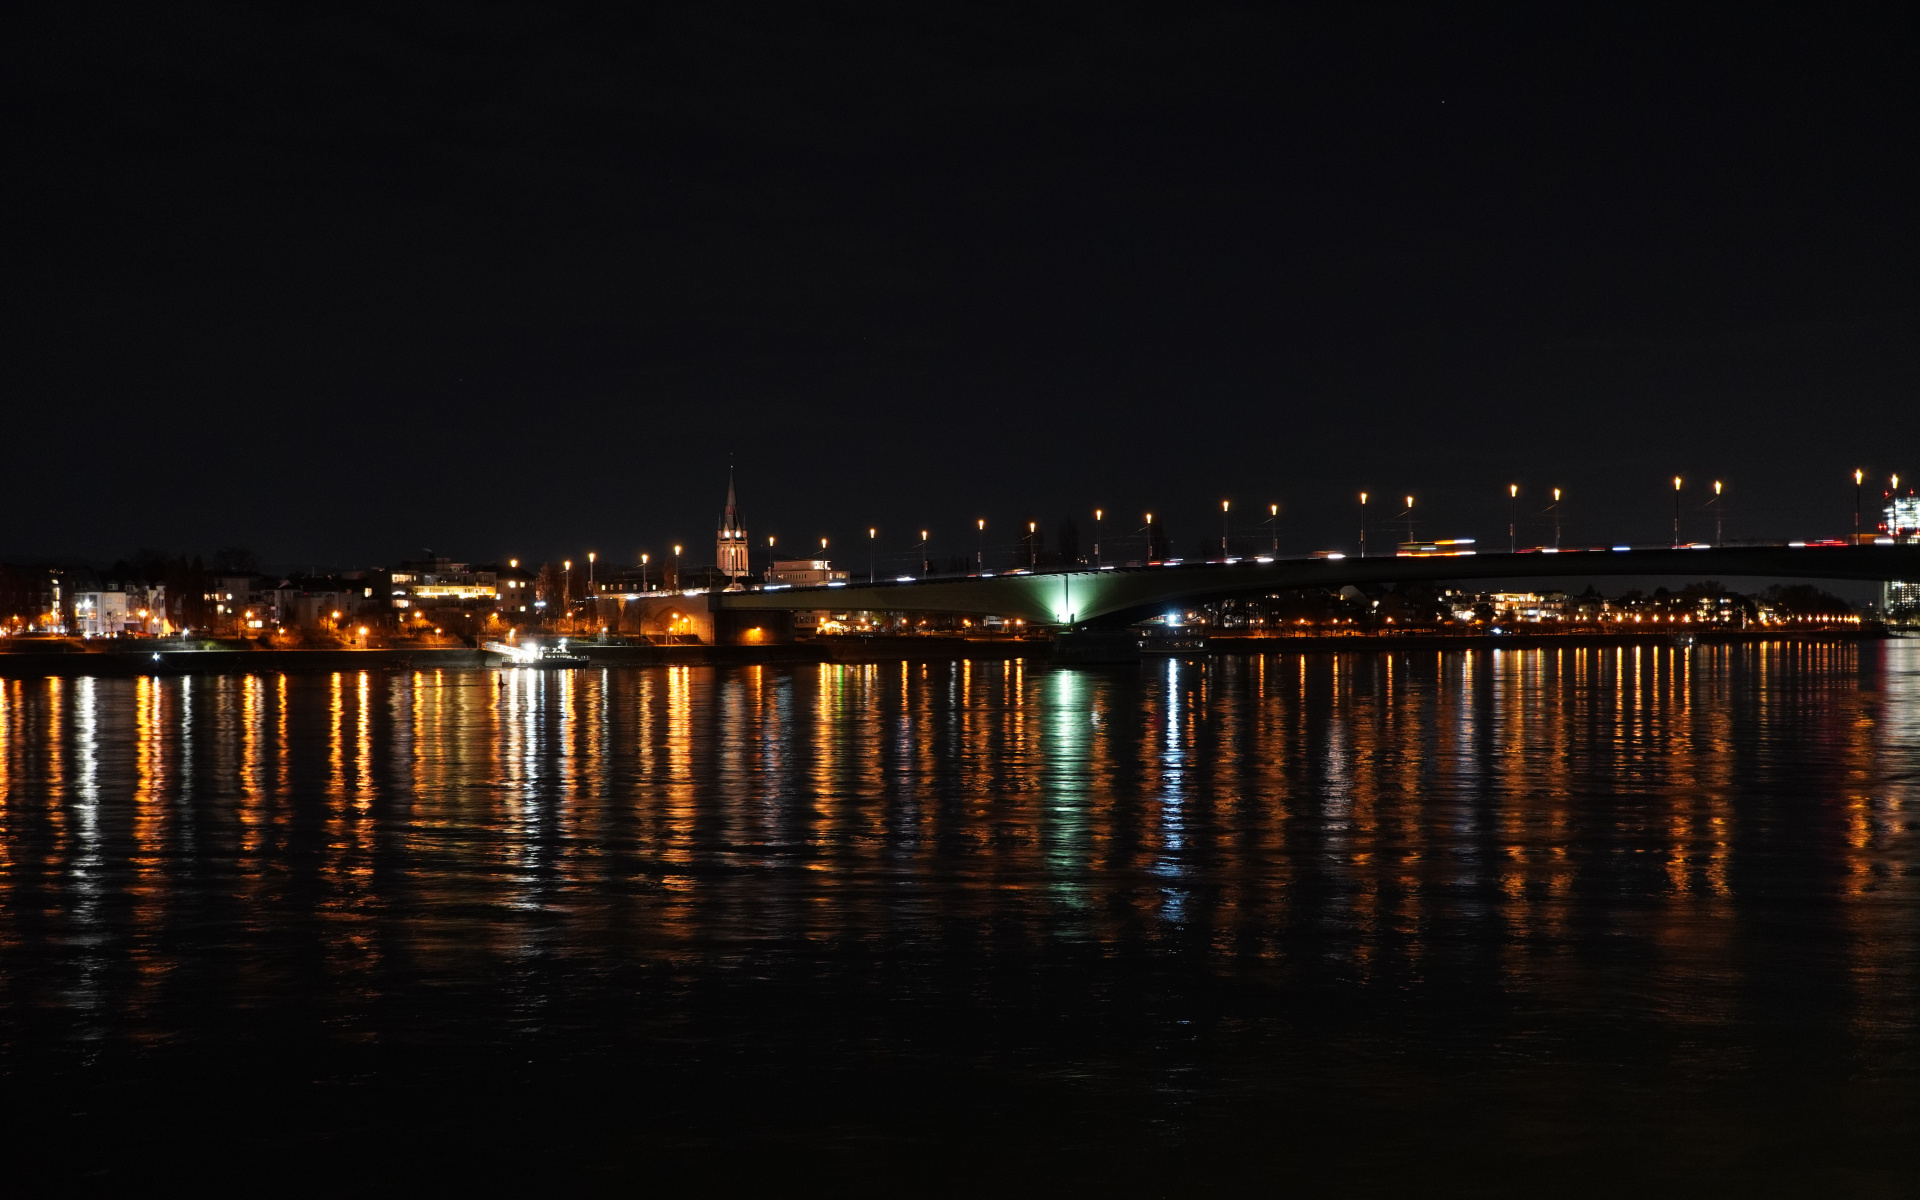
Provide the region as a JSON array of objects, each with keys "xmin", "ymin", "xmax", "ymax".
[{"xmin": 2, "ymin": 645, "xmax": 1916, "ymax": 1194}]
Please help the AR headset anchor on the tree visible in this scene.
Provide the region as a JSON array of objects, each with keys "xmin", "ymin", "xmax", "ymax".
[
  {"xmin": 212, "ymin": 546, "xmax": 260, "ymax": 574},
  {"xmin": 1764, "ymin": 584, "xmax": 1851, "ymax": 616}
]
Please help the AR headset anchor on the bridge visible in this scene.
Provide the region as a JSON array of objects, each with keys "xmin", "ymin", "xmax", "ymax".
[{"xmin": 712, "ymin": 543, "xmax": 1920, "ymax": 629}]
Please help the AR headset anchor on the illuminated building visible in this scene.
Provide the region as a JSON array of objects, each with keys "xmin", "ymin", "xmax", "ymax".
[
  {"xmin": 1887, "ymin": 493, "xmax": 1918, "ymax": 618},
  {"xmin": 73, "ymin": 588, "xmax": 128, "ymax": 636},
  {"xmin": 390, "ymin": 558, "xmax": 498, "ymax": 615},
  {"xmin": 716, "ymin": 470, "xmax": 750, "ymax": 585},
  {"xmin": 766, "ymin": 559, "xmax": 847, "ymax": 587}
]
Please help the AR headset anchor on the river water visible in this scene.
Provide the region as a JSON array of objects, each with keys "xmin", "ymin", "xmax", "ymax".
[{"xmin": 2, "ymin": 645, "xmax": 1916, "ymax": 1194}]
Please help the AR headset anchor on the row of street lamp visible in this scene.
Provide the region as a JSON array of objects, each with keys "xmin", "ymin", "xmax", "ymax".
[{"xmin": 568, "ymin": 470, "xmax": 1903, "ymax": 589}]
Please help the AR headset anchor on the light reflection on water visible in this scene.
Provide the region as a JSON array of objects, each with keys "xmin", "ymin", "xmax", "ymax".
[{"xmin": 0, "ymin": 643, "xmax": 1917, "ymax": 1187}]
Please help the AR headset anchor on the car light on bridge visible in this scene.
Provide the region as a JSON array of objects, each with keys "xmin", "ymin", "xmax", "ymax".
[{"xmin": 1612, "ymin": 546, "xmax": 1631, "ymax": 551}]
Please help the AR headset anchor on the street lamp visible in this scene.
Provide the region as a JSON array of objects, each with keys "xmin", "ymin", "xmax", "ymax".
[
  {"xmin": 1028, "ymin": 521, "xmax": 1037, "ymax": 569},
  {"xmin": 1508, "ymin": 484, "xmax": 1518, "ymax": 553},
  {"xmin": 1221, "ymin": 499, "xmax": 1230, "ymax": 555},
  {"xmin": 869, "ymin": 527, "xmax": 877, "ymax": 583},
  {"xmin": 1855, "ymin": 468, "xmax": 1864, "ymax": 540},
  {"xmin": 764, "ymin": 537, "xmax": 774, "ymax": 583},
  {"xmin": 1093, "ymin": 509, "xmax": 1103, "ymax": 567},
  {"xmin": 1404, "ymin": 495, "xmax": 1414, "ymax": 545},
  {"xmin": 1551, "ymin": 488, "xmax": 1562, "ymax": 549},
  {"xmin": 641, "ymin": 552, "xmax": 649, "ymax": 591},
  {"xmin": 587, "ymin": 551, "xmax": 595, "ymax": 594},
  {"xmin": 976, "ymin": 519, "xmax": 985, "ymax": 573},
  {"xmin": 672, "ymin": 545, "xmax": 682, "ymax": 591},
  {"xmin": 1143, "ymin": 512, "xmax": 1154, "ymax": 561},
  {"xmin": 920, "ymin": 530, "xmax": 930, "ymax": 577},
  {"xmin": 1268, "ymin": 503, "xmax": 1279, "ymax": 554},
  {"xmin": 1673, "ymin": 476, "xmax": 1683, "ymax": 545},
  {"xmin": 1713, "ymin": 481, "xmax": 1724, "ymax": 547},
  {"xmin": 1358, "ymin": 493, "xmax": 1367, "ymax": 558}
]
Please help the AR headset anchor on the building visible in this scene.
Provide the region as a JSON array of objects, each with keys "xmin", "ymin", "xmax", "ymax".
[
  {"xmin": 72, "ymin": 582, "xmax": 169, "ymax": 636},
  {"xmin": 205, "ymin": 573, "xmax": 272, "ymax": 634},
  {"xmin": 270, "ymin": 576, "xmax": 373, "ymax": 631},
  {"xmin": 1887, "ymin": 492, "xmax": 1918, "ymax": 619},
  {"xmin": 390, "ymin": 558, "xmax": 499, "ymax": 616},
  {"xmin": 716, "ymin": 471, "xmax": 750, "ymax": 585},
  {"xmin": 73, "ymin": 589, "xmax": 128, "ymax": 637},
  {"xmin": 0, "ymin": 565, "xmax": 69, "ymax": 632},
  {"xmin": 766, "ymin": 559, "xmax": 847, "ymax": 587}
]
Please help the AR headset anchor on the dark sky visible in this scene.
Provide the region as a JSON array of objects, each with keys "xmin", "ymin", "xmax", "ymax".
[{"xmin": 7, "ymin": 2, "xmax": 1916, "ymax": 572}]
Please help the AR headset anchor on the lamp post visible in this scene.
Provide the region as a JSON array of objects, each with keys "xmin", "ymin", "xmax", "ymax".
[
  {"xmin": 1855, "ymin": 468, "xmax": 1864, "ymax": 541},
  {"xmin": 1713, "ymin": 481, "xmax": 1723, "ymax": 546},
  {"xmin": 1093, "ymin": 509, "xmax": 1103, "ymax": 567},
  {"xmin": 868, "ymin": 527, "xmax": 876, "ymax": 583},
  {"xmin": 976, "ymin": 519, "xmax": 985, "ymax": 574},
  {"xmin": 1358, "ymin": 493, "xmax": 1367, "ymax": 558},
  {"xmin": 1673, "ymin": 476, "xmax": 1683, "ymax": 545},
  {"xmin": 587, "ymin": 551, "xmax": 595, "ymax": 594},
  {"xmin": 563, "ymin": 560, "xmax": 572, "ymax": 630},
  {"xmin": 1221, "ymin": 499, "xmax": 1230, "ymax": 556},
  {"xmin": 1551, "ymin": 488, "xmax": 1562, "ymax": 549},
  {"xmin": 641, "ymin": 552, "xmax": 649, "ymax": 592},
  {"xmin": 672, "ymin": 545, "xmax": 682, "ymax": 591},
  {"xmin": 1404, "ymin": 495, "xmax": 1414, "ymax": 545},
  {"xmin": 1143, "ymin": 512, "xmax": 1154, "ymax": 561},
  {"xmin": 1269, "ymin": 503, "xmax": 1279, "ymax": 554},
  {"xmin": 765, "ymin": 536, "xmax": 775, "ymax": 583},
  {"xmin": 1028, "ymin": 521, "xmax": 1037, "ymax": 569},
  {"xmin": 920, "ymin": 530, "xmax": 930, "ymax": 578},
  {"xmin": 1508, "ymin": 484, "xmax": 1518, "ymax": 553}
]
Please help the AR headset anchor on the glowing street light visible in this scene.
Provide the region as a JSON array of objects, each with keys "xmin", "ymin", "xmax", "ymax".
[
  {"xmin": 1221, "ymin": 499, "xmax": 1231, "ymax": 554},
  {"xmin": 869, "ymin": 527, "xmax": 877, "ymax": 583},
  {"xmin": 1508, "ymin": 483, "xmax": 1518, "ymax": 553},
  {"xmin": 1143, "ymin": 512, "xmax": 1155, "ymax": 561},
  {"xmin": 1551, "ymin": 488, "xmax": 1562, "ymax": 549},
  {"xmin": 1028, "ymin": 520, "xmax": 1038, "ymax": 569},
  {"xmin": 1403, "ymin": 495, "xmax": 1415, "ymax": 544},
  {"xmin": 1359, "ymin": 493, "xmax": 1368, "ymax": 558},
  {"xmin": 1713, "ymin": 481, "xmax": 1724, "ymax": 546},
  {"xmin": 641, "ymin": 552, "xmax": 649, "ymax": 591},
  {"xmin": 1673, "ymin": 476, "xmax": 1683, "ymax": 545},
  {"xmin": 1268, "ymin": 503, "xmax": 1279, "ymax": 554},
  {"xmin": 976, "ymin": 518, "xmax": 985, "ymax": 574},
  {"xmin": 920, "ymin": 529, "xmax": 930, "ymax": 578},
  {"xmin": 1855, "ymin": 468, "xmax": 1865, "ymax": 540},
  {"xmin": 1093, "ymin": 509, "xmax": 1103, "ymax": 567}
]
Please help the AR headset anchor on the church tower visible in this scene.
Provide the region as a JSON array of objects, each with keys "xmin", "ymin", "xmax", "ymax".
[{"xmin": 716, "ymin": 469, "xmax": 750, "ymax": 585}]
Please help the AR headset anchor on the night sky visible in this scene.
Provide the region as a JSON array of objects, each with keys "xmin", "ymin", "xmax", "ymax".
[{"xmin": 8, "ymin": 3, "xmax": 1916, "ymax": 571}]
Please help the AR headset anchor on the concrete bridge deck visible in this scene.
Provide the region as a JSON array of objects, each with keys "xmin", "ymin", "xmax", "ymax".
[{"xmin": 713, "ymin": 543, "xmax": 1920, "ymax": 627}]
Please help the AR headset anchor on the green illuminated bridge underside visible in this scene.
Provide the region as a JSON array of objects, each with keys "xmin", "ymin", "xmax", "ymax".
[{"xmin": 712, "ymin": 545, "xmax": 1920, "ymax": 627}]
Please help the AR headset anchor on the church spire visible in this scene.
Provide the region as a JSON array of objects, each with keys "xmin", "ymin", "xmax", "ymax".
[{"xmin": 716, "ymin": 464, "xmax": 749, "ymax": 581}]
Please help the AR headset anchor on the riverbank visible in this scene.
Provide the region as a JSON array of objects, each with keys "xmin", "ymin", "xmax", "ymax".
[{"xmin": 0, "ymin": 627, "xmax": 1887, "ymax": 677}]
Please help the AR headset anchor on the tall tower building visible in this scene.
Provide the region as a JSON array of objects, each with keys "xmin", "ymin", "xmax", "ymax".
[{"xmin": 717, "ymin": 470, "xmax": 750, "ymax": 584}]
